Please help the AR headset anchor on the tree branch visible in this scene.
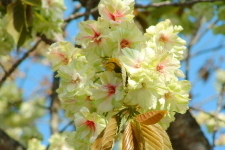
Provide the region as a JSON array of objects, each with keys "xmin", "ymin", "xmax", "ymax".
[
  {"xmin": 64, "ymin": 7, "xmax": 98, "ymax": 23},
  {"xmin": 167, "ymin": 110, "xmax": 211, "ymax": 150},
  {"xmin": 49, "ymin": 71, "xmax": 60, "ymax": 134},
  {"xmin": 190, "ymin": 106, "xmax": 225, "ymax": 124},
  {"xmin": 135, "ymin": 0, "xmax": 224, "ymax": 8},
  {"xmin": 191, "ymin": 44, "xmax": 225, "ymax": 57},
  {"xmin": 59, "ymin": 121, "xmax": 74, "ymax": 133},
  {"xmin": 64, "ymin": 0, "xmax": 224, "ymax": 23},
  {"xmin": 84, "ymin": 0, "xmax": 93, "ymax": 21},
  {"xmin": 0, "ymin": 128, "xmax": 26, "ymax": 150},
  {"xmin": 185, "ymin": 16, "xmax": 204, "ymax": 80},
  {"xmin": 0, "ymin": 39, "xmax": 41, "ymax": 88}
]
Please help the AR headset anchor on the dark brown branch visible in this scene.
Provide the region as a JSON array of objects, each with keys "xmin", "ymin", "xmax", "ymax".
[
  {"xmin": 167, "ymin": 110, "xmax": 211, "ymax": 150},
  {"xmin": 64, "ymin": 0, "xmax": 224, "ymax": 23},
  {"xmin": 84, "ymin": 0, "xmax": 93, "ymax": 21},
  {"xmin": 135, "ymin": 0, "xmax": 224, "ymax": 8},
  {"xmin": 64, "ymin": 7, "xmax": 98, "ymax": 23},
  {"xmin": 49, "ymin": 71, "xmax": 60, "ymax": 134},
  {"xmin": 0, "ymin": 128, "xmax": 26, "ymax": 150},
  {"xmin": 0, "ymin": 39, "xmax": 41, "ymax": 88}
]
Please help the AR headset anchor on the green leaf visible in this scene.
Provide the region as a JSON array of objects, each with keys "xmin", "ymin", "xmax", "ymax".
[
  {"xmin": 22, "ymin": 0, "xmax": 41, "ymax": 6},
  {"xmin": 17, "ymin": 26, "xmax": 32, "ymax": 49},
  {"xmin": 6, "ymin": 0, "xmax": 32, "ymax": 48},
  {"xmin": 192, "ymin": 3, "xmax": 214, "ymax": 21},
  {"xmin": 6, "ymin": 0, "xmax": 25, "ymax": 44},
  {"xmin": 24, "ymin": 5, "xmax": 33, "ymax": 29},
  {"xmin": 213, "ymin": 24, "xmax": 225, "ymax": 35},
  {"xmin": 218, "ymin": 6, "xmax": 225, "ymax": 20}
]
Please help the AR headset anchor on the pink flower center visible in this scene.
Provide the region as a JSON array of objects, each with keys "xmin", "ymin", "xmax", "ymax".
[
  {"xmin": 84, "ymin": 120, "xmax": 96, "ymax": 131},
  {"xmin": 134, "ymin": 62, "xmax": 141, "ymax": 68},
  {"xmin": 104, "ymin": 84, "xmax": 116, "ymax": 96},
  {"xmin": 156, "ymin": 63, "xmax": 165, "ymax": 73},
  {"xmin": 50, "ymin": 52, "xmax": 68, "ymax": 65},
  {"xmin": 109, "ymin": 11, "xmax": 123, "ymax": 22},
  {"xmin": 159, "ymin": 34, "xmax": 169, "ymax": 43},
  {"xmin": 82, "ymin": 25, "xmax": 102, "ymax": 44},
  {"xmin": 120, "ymin": 39, "xmax": 130, "ymax": 49},
  {"xmin": 93, "ymin": 31, "xmax": 102, "ymax": 44}
]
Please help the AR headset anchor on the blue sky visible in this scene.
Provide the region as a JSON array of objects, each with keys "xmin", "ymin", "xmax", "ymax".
[{"xmin": 17, "ymin": 0, "xmax": 225, "ymax": 149}]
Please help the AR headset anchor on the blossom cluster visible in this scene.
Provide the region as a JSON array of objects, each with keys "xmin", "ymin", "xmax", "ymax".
[
  {"xmin": 32, "ymin": 0, "xmax": 65, "ymax": 38},
  {"xmin": 47, "ymin": 0, "xmax": 191, "ymax": 149}
]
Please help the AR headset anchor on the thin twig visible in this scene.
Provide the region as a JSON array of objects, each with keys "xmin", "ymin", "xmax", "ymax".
[
  {"xmin": 194, "ymin": 95, "xmax": 218, "ymax": 108},
  {"xmin": 0, "ymin": 39, "xmax": 41, "ymax": 88},
  {"xmin": 59, "ymin": 121, "xmax": 74, "ymax": 133},
  {"xmin": 191, "ymin": 44, "xmax": 225, "ymax": 57},
  {"xmin": 64, "ymin": 7, "xmax": 98, "ymax": 23},
  {"xmin": 63, "ymin": 0, "xmax": 224, "ymax": 24},
  {"xmin": 190, "ymin": 106, "xmax": 225, "ymax": 124},
  {"xmin": 185, "ymin": 16, "xmax": 203, "ymax": 80},
  {"xmin": 135, "ymin": 0, "xmax": 224, "ymax": 8},
  {"xmin": 212, "ymin": 83, "xmax": 225, "ymax": 149}
]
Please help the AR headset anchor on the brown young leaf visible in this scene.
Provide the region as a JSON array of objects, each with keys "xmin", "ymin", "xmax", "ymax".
[
  {"xmin": 122, "ymin": 122, "xmax": 135, "ymax": 150},
  {"xmin": 101, "ymin": 116, "xmax": 118, "ymax": 150},
  {"xmin": 140, "ymin": 123, "xmax": 172, "ymax": 150},
  {"xmin": 92, "ymin": 129, "xmax": 105, "ymax": 150},
  {"xmin": 122, "ymin": 121, "xmax": 147, "ymax": 150},
  {"xmin": 136, "ymin": 110, "xmax": 167, "ymax": 125},
  {"xmin": 140, "ymin": 123, "xmax": 163, "ymax": 150},
  {"xmin": 130, "ymin": 121, "xmax": 145, "ymax": 150},
  {"xmin": 153, "ymin": 124, "xmax": 172, "ymax": 150}
]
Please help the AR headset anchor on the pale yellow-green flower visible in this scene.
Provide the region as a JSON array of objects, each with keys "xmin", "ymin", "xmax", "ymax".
[
  {"xmin": 98, "ymin": 0, "xmax": 134, "ymax": 23},
  {"xmin": 72, "ymin": 107, "xmax": 106, "ymax": 145},
  {"xmin": 145, "ymin": 19, "xmax": 186, "ymax": 60},
  {"xmin": 158, "ymin": 80, "xmax": 191, "ymax": 114},
  {"xmin": 91, "ymin": 71, "xmax": 125, "ymax": 112},
  {"xmin": 47, "ymin": 41, "xmax": 82, "ymax": 70}
]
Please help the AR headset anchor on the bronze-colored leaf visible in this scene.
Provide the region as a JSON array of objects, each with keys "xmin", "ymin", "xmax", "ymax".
[
  {"xmin": 92, "ymin": 129, "xmax": 105, "ymax": 150},
  {"xmin": 136, "ymin": 110, "xmax": 167, "ymax": 125},
  {"xmin": 122, "ymin": 122, "xmax": 134, "ymax": 150},
  {"xmin": 130, "ymin": 121, "xmax": 145, "ymax": 150},
  {"xmin": 140, "ymin": 123, "xmax": 163, "ymax": 150},
  {"xmin": 140, "ymin": 123, "xmax": 172, "ymax": 150},
  {"xmin": 101, "ymin": 116, "xmax": 118, "ymax": 150},
  {"xmin": 122, "ymin": 121, "xmax": 146, "ymax": 150},
  {"xmin": 153, "ymin": 124, "xmax": 172, "ymax": 150}
]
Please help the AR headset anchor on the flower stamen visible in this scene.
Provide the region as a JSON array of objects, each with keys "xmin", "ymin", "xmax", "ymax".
[
  {"xmin": 120, "ymin": 39, "xmax": 130, "ymax": 49},
  {"xmin": 84, "ymin": 120, "xmax": 96, "ymax": 131}
]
